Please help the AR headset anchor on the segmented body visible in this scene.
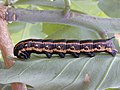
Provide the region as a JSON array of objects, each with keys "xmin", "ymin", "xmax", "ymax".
[{"xmin": 14, "ymin": 37, "xmax": 117, "ymax": 59}]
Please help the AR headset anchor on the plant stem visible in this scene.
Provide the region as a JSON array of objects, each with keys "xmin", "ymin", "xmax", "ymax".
[
  {"xmin": 0, "ymin": 5, "xmax": 27, "ymax": 90},
  {"xmin": 63, "ymin": 0, "xmax": 71, "ymax": 18},
  {"xmin": 7, "ymin": 8, "xmax": 120, "ymax": 38}
]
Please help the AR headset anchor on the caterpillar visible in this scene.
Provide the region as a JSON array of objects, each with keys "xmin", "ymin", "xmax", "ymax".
[{"xmin": 14, "ymin": 37, "xmax": 117, "ymax": 59}]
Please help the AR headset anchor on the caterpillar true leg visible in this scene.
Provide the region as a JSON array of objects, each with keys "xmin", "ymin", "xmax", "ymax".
[{"xmin": 20, "ymin": 52, "xmax": 29, "ymax": 59}]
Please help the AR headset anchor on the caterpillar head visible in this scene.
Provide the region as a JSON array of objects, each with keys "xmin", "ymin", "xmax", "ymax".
[{"xmin": 14, "ymin": 40, "xmax": 32, "ymax": 59}]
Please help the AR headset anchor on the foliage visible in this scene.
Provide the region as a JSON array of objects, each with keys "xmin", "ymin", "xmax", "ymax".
[
  {"xmin": 0, "ymin": 0, "xmax": 120, "ymax": 90},
  {"xmin": 1, "ymin": 55, "xmax": 120, "ymax": 90}
]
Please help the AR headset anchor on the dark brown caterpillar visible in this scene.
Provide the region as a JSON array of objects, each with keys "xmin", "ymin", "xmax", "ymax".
[{"xmin": 14, "ymin": 37, "xmax": 117, "ymax": 59}]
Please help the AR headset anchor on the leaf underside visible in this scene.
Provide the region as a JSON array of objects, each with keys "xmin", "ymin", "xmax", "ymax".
[{"xmin": 0, "ymin": 54, "xmax": 120, "ymax": 90}]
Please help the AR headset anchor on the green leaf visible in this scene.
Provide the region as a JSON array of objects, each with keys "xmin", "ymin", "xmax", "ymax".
[
  {"xmin": 9, "ymin": 22, "xmax": 47, "ymax": 44},
  {"xmin": 71, "ymin": 0, "xmax": 108, "ymax": 17},
  {"xmin": 4, "ymin": 1, "xmax": 120, "ymax": 90},
  {"xmin": 106, "ymin": 88, "xmax": 120, "ymax": 90},
  {"xmin": 98, "ymin": 0, "xmax": 120, "ymax": 18},
  {"xmin": 0, "ymin": 84, "xmax": 11, "ymax": 90},
  {"xmin": 13, "ymin": 0, "xmax": 108, "ymax": 18},
  {"xmin": 43, "ymin": 23, "xmax": 99, "ymax": 39},
  {"xmin": 0, "ymin": 55, "xmax": 120, "ymax": 90},
  {"xmin": 14, "ymin": 0, "xmax": 65, "ymax": 8}
]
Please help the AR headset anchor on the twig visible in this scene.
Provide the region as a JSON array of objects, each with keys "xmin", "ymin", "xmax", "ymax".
[
  {"xmin": 0, "ymin": 5, "xmax": 27, "ymax": 90},
  {"xmin": 6, "ymin": 8, "xmax": 120, "ymax": 38}
]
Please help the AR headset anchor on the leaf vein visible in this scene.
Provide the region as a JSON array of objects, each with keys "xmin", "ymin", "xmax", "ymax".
[
  {"xmin": 62, "ymin": 57, "xmax": 94, "ymax": 90},
  {"xmin": 95, "ymin": 57, "xmax": 116, "ymax": 89}
]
